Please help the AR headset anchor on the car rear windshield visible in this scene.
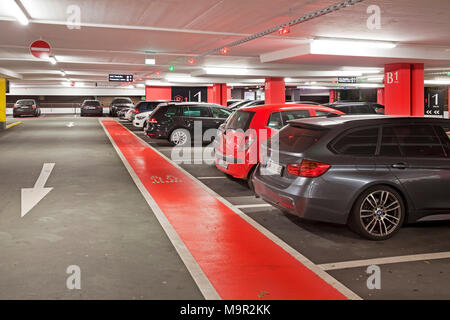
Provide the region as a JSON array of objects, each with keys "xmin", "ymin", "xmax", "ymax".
[
  {"xmin": 269, "ymin": 125, "xmax": 328, "ymax": 153},
  {"xmin": 113, "ymin": 99, "xmax": 132, "ymax": 104},
  {"xmin": 84, "ymin": 101, "xmax": 100, "ymax": 106},
  {"xmin": 226, "ymin": 110, "xmax": 255, "ymax": 131},
  {"xmin": 17, "ymin": 100, "xmax": 35, "ymax": 106}
]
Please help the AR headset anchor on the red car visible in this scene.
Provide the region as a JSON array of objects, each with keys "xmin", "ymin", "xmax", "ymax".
[{"xmin": 215, "ymin": 104, "xmax": 344, "ymax": 188}]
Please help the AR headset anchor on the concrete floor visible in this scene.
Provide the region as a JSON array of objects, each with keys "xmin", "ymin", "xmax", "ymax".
[
  {"xmin": 0, "ymin": 117, "xmax": 202, "ymax": 299},
  {"xmin": 1, "ymin": 116, "xmax": 450, "ymax": 300}
]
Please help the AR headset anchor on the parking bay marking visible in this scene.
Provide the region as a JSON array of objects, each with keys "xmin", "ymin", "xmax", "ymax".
[
  {"xmin": 319, "ymin": 252, "xmax": 450, "ymax": 271},
  {"xmin": 21, "ymin": 163, "xmax": 55, "ymax": 218},
  {"xmin": 106, "ymin": 120, "xmax": 360, "ymax": 300}
]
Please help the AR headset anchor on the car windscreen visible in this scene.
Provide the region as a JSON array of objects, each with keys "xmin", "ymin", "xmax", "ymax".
[
  {"xmin": 84, "ymin": 101, "xmax": 100, "ymax": 106},
  {"xmin": 226, "ymin": 110, "xmax": 255, "ymax": 131},
  {"xmin": 113, "ymin": 99, "xmax": 132, "ymax": 104},
  {"xmin": 17, "ymin": 100, "xmax": 35, "ymax": 106},
  {"xmin": 269, "ymin": 125, "xmax": 328, "ymax": 153}
]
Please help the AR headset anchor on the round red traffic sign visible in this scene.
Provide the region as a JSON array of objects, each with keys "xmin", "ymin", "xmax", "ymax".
[{"xmin": 30, "ymin": 40, "xmax": 51, "ymax": 59}]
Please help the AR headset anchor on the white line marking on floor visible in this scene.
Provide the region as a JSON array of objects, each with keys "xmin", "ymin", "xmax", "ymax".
[
  {"xmin": 319, "ymin": 252, "xmax": 450, "ymax": 271},
  {"xmin": 99, "ymin": 119, "xmax": 221, "ymax": 300},
  {"xmin": 235, "ymin": 204, "xmax": 273, "ymax": 209},
  {"xmin": 21, "ymin": 163, "xmax": 55, "ymax": 218},
  {"xmin": 117, "ymin": 121, "xmax": 361, "ymax": 300}
]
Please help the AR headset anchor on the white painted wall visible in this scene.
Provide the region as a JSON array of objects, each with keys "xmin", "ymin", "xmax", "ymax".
[
  {"xmin": 7, "ymin": 86, "xmax": 145, "ymax": 96},
  {"xmin": 6, "ymin": 108, "xmax": 110, "ymax": 115}
]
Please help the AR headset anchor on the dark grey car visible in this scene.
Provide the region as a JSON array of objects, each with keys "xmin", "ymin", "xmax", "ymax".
[
  {"xmin": 13, "ymin": 99, "xmax": 41, "ymax": 117},
  {"xmin": 253, "ymin": 115, "xmax": 450, "ymax": 240}
]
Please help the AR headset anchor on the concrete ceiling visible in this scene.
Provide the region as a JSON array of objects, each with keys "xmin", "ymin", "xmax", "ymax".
[{"xmin": 0, "ymin": 0, "xmax": 449, "ymax": 89}]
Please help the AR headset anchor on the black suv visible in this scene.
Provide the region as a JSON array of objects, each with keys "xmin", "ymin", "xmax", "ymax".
[
  {"xmin": 144, "ymin": 103, "xmax": 232, "ymax": 146},
  {"xmin": 325, "ymin": 101, "xmax": 385, "ymax": 115},
  {"xmin": 109, "ymin": 97, "xmax": 134, "ymax": 117},
  {"xmin": 13, "ymin": 99, "xmax": 41, "ymax": 117},
  {"xmin": 80, "ymin": 100, "xmax": 103, "ymax": 116}
]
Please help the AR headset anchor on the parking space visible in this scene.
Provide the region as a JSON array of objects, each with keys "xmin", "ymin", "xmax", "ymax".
[{"xmin": 119, "ymin": 120, "xmax": 450, "ymax": 300}]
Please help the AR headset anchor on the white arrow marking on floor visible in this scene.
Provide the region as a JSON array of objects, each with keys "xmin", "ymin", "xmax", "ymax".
[
  {"xmin": 66, "ymin": 122, "xmax": 75, "ymax": 127},
  {"xmin": 21, "ymin": 163, "xmax": 55, "ymax": 217}
]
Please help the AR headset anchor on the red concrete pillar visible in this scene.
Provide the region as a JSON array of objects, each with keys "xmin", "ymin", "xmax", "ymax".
[
  {"xmin": 265, "ymin": 77, "xmax": 285, "ymax": 104},
  {"xmin": 377, "ymin": 88, "xmax": 385, "ymax": 105},
  {"xmin": 411, "ymin": 63, "xmax": 424, "ymax": 116},
  {"xmin": 145, "ymin": 86, "xmax": 171, "ymax": 101},
  {"xmin": 227, "ymin": 86, "xmax": 232, "ymax": 100},
  {"xmin": 329, "ymin": 89, "xmax": 338, "ymax": 103},
  {"xmin": 208, "ymin": 84, "xmax": 228, "ymax": 106},
  {"xmin": 384, "ymin": 63, "xmax": 424, "ymax": 116}
]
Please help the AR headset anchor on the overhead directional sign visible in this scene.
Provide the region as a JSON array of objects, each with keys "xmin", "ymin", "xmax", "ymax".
[
  {"xmin": 338, "ymin": 77, "xmax": 357, "ymax": 84},
  {"xmin": 30, "ymin": 40, "xmax": 51, "ymax": 59},
  {"xmin": 21, "ymin": 163, "xmax": 55, "ymax": 217},
  {"xmin": 425, "ymin": 88, "xmax": 445, "ymax": 117},
  {"xmin": 109, "ymin": 74, "xmax": 133, "ymax": 82}
]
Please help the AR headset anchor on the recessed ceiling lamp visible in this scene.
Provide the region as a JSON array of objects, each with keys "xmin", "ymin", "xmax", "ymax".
[
  {"xmin": 220, "ymin": 47, "xmax": 229, "ymax": 55},
  {"xmin": 278, "ymin": 25, "xmax": 290, "ymax": 35},
  {"xmin": 145, "ymin": 58, "xmax": 156, "ymax": 65},
  {"xmin": 168, "ymin": 66, "xmax": 175, "ymax": 72},
  {"xmin": 49, "ymin": 55, "xmax": 57, "ymax": 65},
  {"xmin": 312, "ymin": 38, "xmax": 397, "ymax": 50},
  {"xmin": 188, "ymin": 58, "xmax": 195, "ymax": 65},
  {"xmin": 11, "ymin": 0, "xmax": 29, "ymax": 25},
  {"xmin": 203, "ymin": 67, "xmax": 248, "ymax": 75}
]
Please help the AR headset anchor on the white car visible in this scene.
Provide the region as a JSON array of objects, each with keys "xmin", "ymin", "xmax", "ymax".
[{"xmin": 133, "ymin": 111, "xmax": 153, "ymax": 129}]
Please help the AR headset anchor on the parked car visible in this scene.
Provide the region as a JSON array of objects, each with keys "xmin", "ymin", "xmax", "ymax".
[
  {"xmin": 288, "ymin": 101, "xmax": 322, "ymax": 105},
  {"xmin": 80, "ymin": 100, "xmax": 103, "ymax": 117},
  {"xmin": 109, "ymin": 97, "xmax": 134, "ymax": 116},
  {"xmin": 133, "ymin": 111, "xmax": 154, "ymax": 130},
  {"xmin": 117, "ymin": 108, "xmax": 132, "ymax": 119},
  {"xmin": 227, "ymin": 100, "xmax": 251, "ymax": 110},
  {"xmin": 124, "ymin": 108, "xmax": 136, "ymax": 122},
  {"xmin": 215, "ymin": 104, "xmax": 344, "ymax": 188},
  {"xmin": 227, "ymin": 99, "xmax": 244, "ymax": 106},
  {"xmin": 252, "ymin": 115, "xmax": 450, "ymax": 240},
  {"xmin": 134, "ymin": 100, "xmax": 172, "ymax": 114},
  {"xmin": 325, "ymin": 101, "xmax": 385, "ymax": 114},
  {"xmin": 144, "ymin": 102, "xmax": 232, "ymax": 146},
  {"xmin": 13, "ymin": 99, "xmax": 41, "ymax": 117},
  {"xmin": 230, "ymin": 100, "xmax": 265, "ymax": 111}
]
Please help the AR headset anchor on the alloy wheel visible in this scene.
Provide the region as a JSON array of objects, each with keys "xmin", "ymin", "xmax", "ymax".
[{"xmin": 359, "ymin": 190, "xmax": 402, "ymax": 237}]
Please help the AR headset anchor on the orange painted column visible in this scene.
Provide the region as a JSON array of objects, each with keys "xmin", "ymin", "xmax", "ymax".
[
  {"xmin": 265, "ymin": 77, "xmax": 285, "ymax": 104},
  {"xmin": 384, "ymin": 63, "xmax": 424, "ymax": 116},
  {"xmin": 377, "ymin": 88, "xmax": 384, "ymax": 105},
  {"xmin": 208, "ymin": 84, "xmax": 228, "ymax": 106},
  {"xmin": 145, "ymin": 86, "xmax": 171, "ymax": 101}
]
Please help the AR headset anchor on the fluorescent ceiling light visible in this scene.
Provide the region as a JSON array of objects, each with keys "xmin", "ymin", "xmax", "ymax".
[
  {"xmin": 11, "ymin": 0, "xmax": 29, "ymax": 25},
  {"xmin": 203, "ymin": 67, "xmax": 249, "ymax": 75},
  {"xmin": 145, "ymin": 58, "xmax": 156, "ymax": 65},
  {"xmin": 165, "ymin": 76, "xmax": 199, "ymax": 83},
  {"xmin": 312, "ymin": 38, "xmax": 397, "ymax": 50},
  {"xmin": 425, "ymin": 79, "xmax": 450, "ymax": 85},
  {"xmin": 49, "ymin": 56, "xmax": 57, "ymax": 65}
]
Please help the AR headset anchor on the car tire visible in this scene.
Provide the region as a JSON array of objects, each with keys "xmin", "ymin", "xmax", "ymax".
[
  {"xmin": 170, "ymin": 128, "xmax": 191, "ymax": 147},
  {"xmin": 142, "ymin": 121, "xmax": 147, "ymax": 131},
  {"xmin": 348, "ymin": 185, "xmax": 405, "ymax": 241},
  {"xmin": 247, "ymin": 165, "xmax": 257, "ymax": 191}
]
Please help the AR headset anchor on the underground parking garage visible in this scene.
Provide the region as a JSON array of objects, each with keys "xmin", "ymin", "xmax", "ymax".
[{"xmin": 1, "ymin": 0, "xmax": 450, "ymax": 314}]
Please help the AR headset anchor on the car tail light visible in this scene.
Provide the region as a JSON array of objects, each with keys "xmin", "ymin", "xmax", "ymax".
[
  {"xmin": 287, "ymin": 160, "xmax": 330, "ymax": 177},
  {"xmin": 13, "ymin": 105, "xmax": 18, "ymax": 109},
  {"xmin": 135, "ymin": 108, "xmax": 140, "ymax": 114},
  {"xmin": 32, "ymin": 105, "xmax": 36, "ymax": 109},
  {"xmin": 148, "ymin": 118, "xmax": 158, "ymax": 123}
]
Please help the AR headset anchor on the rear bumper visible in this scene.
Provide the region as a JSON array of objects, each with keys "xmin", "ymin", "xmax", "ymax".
[
  {"xmin": 13, "ymin": 109, "xmax": 37, "ymax": 116},
  {"xmin": 81, "ymin": 109, "xmax": 103, "ymax": 115},
  {"xmin": 215, "ymin": 151, "xmax": 253, "ymax": 179},
  {"xmin": 252, "ymin": 167, "xmax": 349, "ymax": 225},
  {"xmin": 133, "ymin": 119, "xmax": 145, "ymax": 127}
]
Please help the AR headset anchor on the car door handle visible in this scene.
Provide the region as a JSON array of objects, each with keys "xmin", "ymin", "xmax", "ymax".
[{"xmin": 391, "ymin": 163, "xmax": 407, "ymax": 169}]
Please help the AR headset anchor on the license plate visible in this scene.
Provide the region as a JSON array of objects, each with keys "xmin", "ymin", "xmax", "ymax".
[
  {"xmin": 88, "ymin": 107, "xmax": 96, "ymax": 109},
  {"xmin": 265, "ymin": 159, "xmax": 282, "ymax": 175},
  {"xmin": 217, "ymin": 158, "xmax": 228, "ymax": 169}
]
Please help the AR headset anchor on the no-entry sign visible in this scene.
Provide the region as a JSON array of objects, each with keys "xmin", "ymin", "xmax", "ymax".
[{"xmin": 30, "ymin": 40, "xmax": 51, "ymax": 59}]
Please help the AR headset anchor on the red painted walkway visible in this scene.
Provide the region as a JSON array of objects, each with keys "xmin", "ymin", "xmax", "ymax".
[{"xmin": 102, "ymin": 120, "xmax": 347, "ymax": 300}]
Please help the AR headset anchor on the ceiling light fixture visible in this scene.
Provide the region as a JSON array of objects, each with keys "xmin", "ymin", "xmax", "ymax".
[
  {"xmin": 278, "ymin": 25, "xmax": 290, "ymax": 35},
  {"xmin": 203, "ymin": 67, "xmax": 248, "ymax": 75},
  {"xmin": 312, "ymin": 38, "xmax": 397, "ymax": 50},
  {"xmin": 145, "ymin": 58, "xmax": 156, "ymax": 65},
  {"xmin": 168, "ymin": 66, "xmax": 175, "ymax": 72},
  {"xmin": 11, "ymin": 0, "xmax": 29, "ymax": 25},
  {"xmin": 220, "ymin": 47, "xmax": 229, "ymax": 55},
  {"xmin": 49, "ymin": 55, "xmax": 57, "ymax": 65},
  {"xmin": 60, "ymin": 71, "xmax": 66, "ymax": 76},
  {"xmin": 425, "ymin": 79, "xmax": 450, "ymax": 85},
  {"xmin": 188, "ymin": 58, "xmax": 195, "ymax": 65}
]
